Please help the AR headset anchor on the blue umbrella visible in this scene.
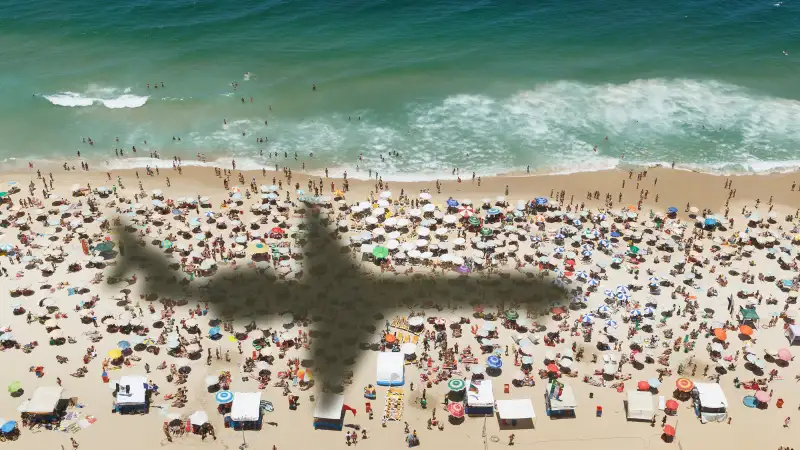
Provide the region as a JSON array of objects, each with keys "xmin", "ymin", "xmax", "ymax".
[
  {"xmin": 647, "ymin": 378, "xmax": 662, "ymax": 388},
  {"xmin": 667, "ymin": 207, "xmax": 678, "ymax": 214},
  {"xmin": 630, "ymin": 309, "xmax": 642, "ymax": 317},
  {"xmin": 209, "ymin": 327, "xmax": 221, "ymax": 336},
  {"xmin": 616, "ymin": 293, "xmax": 629, "ymax": 302},
  {"xmin": 598, "ymin": 239, "xmax": 609, "ymax": 247},
  {"xmin": 581, "ymin": 313, "xmax": 594, "ymax": 324},
  {"xmin": 215, "ymin": 391, "xmax": 234, "ymax": 404},
  {"xmin": 597, "ymin": 304, "xmax": 610, "ymax": 314},
  {"xmin": 605, "ymin": 319, "xmax": 618, "ymax": 328},
  {"xmin": 487, "ymin": 208, "xmax": 501, "ymax": 216},
  {"xmin": 486, "ymin": 355, "xmax": 502, "ymax": 369},
  {"xmin": 118, "ymin": 340, "xmax": 131, "ymax": 350},
  {"xmin": 1, "ymin": 421, "xmax": 17, "ymax": 433},
  {"xmin": 520, "ymin": 356, "xmax": 534, "ymax": 365},
  {"xmin": 534, "ymin": 197, "xmax": 548, "ymax": 206},
  {"xmin": 610, "ymin": 231, "xmax": 621, "ymax": 237},
  {"xmin": 171, "ymin": 209, "xmax": 182, "ymax": 215},
  {"xmin": 588, "ymin": 278, "xmax": 600, "ymax": 287},
  {"xmin": 704, "ymin": 217, "xmax": 718, "ymax": 227},
  {"xmin": 446, "ymin": 199, "xmax": 459, "ymax": 207},
  {"xmin": 643, "ymin": 307, "xmax": 655, "ymax": 316}
]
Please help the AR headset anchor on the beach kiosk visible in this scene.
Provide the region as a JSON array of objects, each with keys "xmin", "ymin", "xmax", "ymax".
[
  {"xmin": 496, "ymin": 399, "xmax": 536, "ymax": 428},
  {"xmin": 465, "ymin": 379, "xmax": 495, "ymax": 416},
  {"xmin": 544, "ymin": 381, "xmax": 576, "ymax": 418},
  {"xmin": 626, "ymin": 391, "xmax": 654, "ymax": 421},
  {"xmin": 376, "ymin": 351, "xmax": 405, "ymax": 386},
  {"xmin": 18, "ymin": 386, "xmax": 65, "ymax": 424},
  {"xmin": 227, "ymin": 392, "xmax": 262, "ymax": 430},
  {"xmin": 313, "ymin": 394, "xmax": 347, "ymax": 430},
  {"xmin": 692, "ymin": 383, "xmax": 728, "ymax": 423},
  {"xmin": 786, "ymin": 324, "xmax": 800, "ymax": 346},
  {"xmin": 114, "ymin": 375, "xmax": 149, "ymax": 414}
]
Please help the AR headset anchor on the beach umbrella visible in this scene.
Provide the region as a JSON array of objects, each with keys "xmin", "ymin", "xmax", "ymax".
[
  {"xmin": 107, "ymin": 349, "xmax": 123, "ymax": 359},
  {"xmin": 738, "ymin": 325, "xmax": 753, "ymax": 336},
  {"xmin": 597, "ymin": 304, "xmax": 610, "ymax": 314},
  {"xmin": 713, "ymin": 328, "xmax": 727, "ymax": 341},
  {"xmin": 486, "ymin": 355, "xmax": 503, "ymax": 369},
  {"xmin": 675, "ymin": 378, "xmax": 693, "ymax": 392},
  {"xmin": 208, "ymin": 327, "xmax": 220, "ymax": 336},
  {"xmin": 637, "ymin": 380, "xmax": 649, "ymax": 391},
  {"xmin": 665, "ymin": 399, "xmax": 679, "ymax": 410},
  {"xmin": 648, "ymin": 378, "xmax": 662, "ymax": 389},
  {"xmin": 446, "ymin": 198, "xmax": 459, "ymax": 207},
  {"xmin": 755, "ymin": 391, "xmax": 770, "ymax": 403},
  {"xmin": 575, "ymin": 271, "xmax": 588, "ymax": 279},
  {"xmin": 448, "ymin": 378, "xmax": 466, "ymax": 392},
  {"xmin": 372, "ymin": 246, "xmax": 389, "ymax": 259},
  {"xmin": 447, "ymin": 402, "xmax": 465, "ymax": 418},
  {"xmin": 777, "ymin": 348, "xmax": 792, "ymax": 362},
  {"xmin": 667, "ymin": 207, "xmax": 678, "ymax": 214},
  {"xmin": 479, "ymin": 228, "xmax": 493, "ymax": 237},
  {"xmin": 215, "ymin": 391, "xmax": 234, "ymax": 404},
  {"xmin": 643, "ymin": 307, "xmax": 655, "ymax": 316},
  {"xmin": 605, "ymin": 319, "xmax": 618, "ymax": 328},
  {"xmin": 630, "ymin": 309, "xmax": 642, "ymax": 317},
  {"xmin": 546, "ymin": 363, "xmax": 559, "ymax": 373},
  {"xmin": 534, "ymin": 197, "xmax": 548, "ymax": 206},
  {"xmin": 117, "ymin": 340, "xmax": 131, "ymax": 350},
  {"xmin": 504, "ymin": 310, "xmax": 519, "ymax": 321},
  {"xmin": 616, "ymin": 293, "xmax": 629, "ymax": 303},
  {"xmin": 628, "ymin": 245, "xmax": 640, "ymax": 255},
  {"xmin": 0, "ymin": 421, "xmax": 17, "ymax": 433},
  {"xmin": 487, "ymin": 208, "xmax": 501, "ymax": 216},
  {"xmin": 663, "ymin": 425, "xmax": 676, "ymax": 437},
  {"xmin": 7, "ymin": 381, "xmax": 21, "ymax": 393},
  {"xmin": 580, "ymin": 313, "xmax": 594, "ymax": 324}
]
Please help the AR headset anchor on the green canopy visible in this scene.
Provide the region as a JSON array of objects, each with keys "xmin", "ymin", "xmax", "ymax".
[
  {"xmin": 480, "ymin": 228, "xmax": 493, "ymax": 237},
  {"xmin": 7, "ymin": 381, "xmax": 21, "ymax": 393},
  {"xmin": 504, "ymin": 310, "xmax": 519, "ymax": 321},
  {"xmin": 739, "ymin": 307, "xmax": 759, "ymax": 321},
  {"xmin": 372, "ymin": 246, "xmax": 389, "ymax": 259},
  {"xmin": 628, "ymin": 245, "xmax": 640, "ymax": 254},
  {"xmin": 468, "ymin": 216, "xmax": 481, "ymax": 226}
]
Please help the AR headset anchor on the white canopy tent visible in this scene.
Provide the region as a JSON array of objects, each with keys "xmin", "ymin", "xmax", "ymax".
[
  {"xmin": 376, "ymin": 352, "xmax": 405, "ymax": 386},
  {"xmin": 466, "ymin": 379, "xmax": 495, "ymax": 415},
  {"xmin": 693, "ymin": 383, "xmax": 728, "ymax": 423},
  {"xmin": 496, "ymin": 399, "xmax": 536, "ymax": 427},
  {"xmin": 786, "ymin": 324, "xmax": 800, "ymax": 345},
  {"xmin": 115, "ymin": 375, "xmax": 148, "ymax": 406},
  {"xmin": 314, "ymin": 393, "xmax": 344, "ymax": 420},
  {"xmin": 231, "ymin": 392, "xmax": 262, "ymax": 422},
  {"xmin": 626, "ymin": 391, "xmax": 654, "ymax": 421},
  {"xmin": 18, "ymin": 386, "xmax": 64, "ymax": 414}
]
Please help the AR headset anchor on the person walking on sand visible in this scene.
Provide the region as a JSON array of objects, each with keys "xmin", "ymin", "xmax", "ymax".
[{"xmin": 71, "ymin": 438, "xmax": 79, "ymax": 450}]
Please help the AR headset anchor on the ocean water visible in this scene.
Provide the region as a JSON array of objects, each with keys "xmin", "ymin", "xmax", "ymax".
[{"xmin": 1, "ymin": 0, "xmax": 799, "ymax": 179}]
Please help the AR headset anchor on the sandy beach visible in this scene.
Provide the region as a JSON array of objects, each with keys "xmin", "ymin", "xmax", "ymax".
[{"xmin": 1, "ymin": 163, "xmax": 799, "ymax": 450}]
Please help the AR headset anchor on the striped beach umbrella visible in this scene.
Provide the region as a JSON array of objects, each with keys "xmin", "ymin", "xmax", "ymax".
[
  {"xmin": 447, "ymin": 378, "xmax": 466, "ymax": 392},
  {"xmin": 215, "ymin": 390, "xmax": 234, "ymax": 404}
]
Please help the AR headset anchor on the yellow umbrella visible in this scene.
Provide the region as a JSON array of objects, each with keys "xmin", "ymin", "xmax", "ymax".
[
  {"xmin": 248, "ymin": 242, "xmax": 270, "ymax": 255},
  {"xmin": 108, "ymin": 349, "xmax": 122, "ymax": 359},
  {"xmin": 227, "ymin": 335, "xmax": 238, "ymax": 343}
]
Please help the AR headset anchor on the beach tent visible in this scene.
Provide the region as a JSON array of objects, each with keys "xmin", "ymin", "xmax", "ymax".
[
  {"xmin": 786, "ymin": 325, "xmax": 800, "ymax": 346},
  {"xmin": 18, "ymin": 386, "xmax": 64, "ymax": 416},
  {"xmin": 115, "ymin": 375, "xmax": 149, "ymax": 414},
  {"xmin": 693, "ymin": 383, "xmax": 728, "ymax": 423},
  {"xmin": 313, "ymin": 393, "xmax": 346, "ymax": 430},
  {"xmin": 376, "ymin": 352, "xmax": 405, "ymax": 386},
  {"xmin": 544, "ymin": 382, "xmax": 577, "ymax": 417},
  {"xmin": 496, "ymin": 399, "xmax": 536, "ymax": 428},
  {"xmin": 626, "ymin": 391, "xmax": 654, "ymax": 421},
  {"xmin": 466, "ymin": 379, "xmax": 495, "ymax": 415},
  {"xmin": 228, "ymin": 392, "xmax": 262, "ymax": 430}
]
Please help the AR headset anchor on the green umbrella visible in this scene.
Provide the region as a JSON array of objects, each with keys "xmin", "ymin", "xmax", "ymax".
[
  {"xmin": 161, "ymin": 239, "xmax": 173, "ymax": 249},
  {"xmin": 468, "ymin": 216, "xmax": 481, "ymax": 226},
  {"xmin": 447, "ymin": 378, "xmax": 466, "ymax": 392},
  {"xmin": 94, "ymin": 241, "xmax": 115, "ymax": 252},
  {"xmin": 7, "ymin": 381, "xmax": 21, "ymax": 393},
  {"xmin": 372, "ymin": 246, "xmax": 389, "ymax": 259},
  {"xmin": 0, "ymin": 192, "xmax": 8, "ymax": 198},
  {"xmin": 628, "ymin": 245, "xmax": 640, "ymax": 255},
  {"xmin": 480, "ymin": 228, "xmax": 493, "ymax": 237},
  {"xmin": 504, "ymin": 310, "xmax": 519, "ymax": 321}
]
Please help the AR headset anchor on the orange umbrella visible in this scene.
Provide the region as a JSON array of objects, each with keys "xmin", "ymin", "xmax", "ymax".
[
  {"xmin": 384, "ymin": 334, "xmax": 396, "ymax": 343},
  {"xmin": 738, "ymin": 325, "xmax": 753, "ymax": 336},
  {"xmin": 675, "ymin": 378, "xmax": 693, "ymax": 392},
  {"xmin": 713, "ymin": 328, "xmax": 727, "ymax": 341}
]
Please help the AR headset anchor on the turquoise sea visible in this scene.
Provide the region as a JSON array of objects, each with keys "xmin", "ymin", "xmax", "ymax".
[{"xmin": 1, "ymin": 0, "xmax": 799, "ymax": 179}]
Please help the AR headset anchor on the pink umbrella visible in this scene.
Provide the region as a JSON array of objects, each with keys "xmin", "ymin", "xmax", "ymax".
[
  {"xmin": 777, "ymin": 348, "xmax": 793, "ymax": 362},
  {"xmin": 755, "ymin": 390, "xmax": 771, "ymax": 403}
]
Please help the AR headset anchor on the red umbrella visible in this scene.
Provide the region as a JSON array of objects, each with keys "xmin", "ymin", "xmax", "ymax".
[
  {"xmin": 665, "ymin": 399, "xmax": 679, "ymax": 410},
  {"xmin": 637, "ymin": 381, "xmax": 650, "ymax": 391},
  {"xmin": 551, "ymin": 307, "xmax": 565, "ymax": 315},
  {"xmin": 447, "ymin": 402, "xmax": 465, "ymax": 418},
  {"xmin": 675, "ymin": 378, "xmax": 693, "ymax": 392},
  {"xmin": 565, "ymin": 259, "xmax": 576, "ymax": 266},
  {"xmin": 546, "ymin": 363, "xmax": 559, "ymax": 373},
  {"xmin": 663, "ymin": 424, "xmax": 676, "ymax": 437},
  {"xmin": 271, "ymin": 227, "xmax": 284, "ymax": 235}
]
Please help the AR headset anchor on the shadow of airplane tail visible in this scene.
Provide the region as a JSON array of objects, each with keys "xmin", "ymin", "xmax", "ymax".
[{"xmin": 107, "ymin": 209, "xmax": 566, "ymax": 411}]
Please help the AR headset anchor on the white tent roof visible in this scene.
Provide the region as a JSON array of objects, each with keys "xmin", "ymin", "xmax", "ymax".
[
  {"xmin": 694, "ymin": 383, "xmax": 728, "ymax": 409},
  {"xmin": 231, "ymin": 392, "xmax": 262, "ymax": 421},
  {"xmin": 19, "ymin": 386, "xmax": 63, "ymax": 414},
  {"xmin": 626, "ymin": 391, "xmax": 654, "ymax": 421},
  {"xmin": 376, "ymin": 352, "xmax": 404, "ymax": 385},
  {"xmin": 547, "ymin": 383, "xmax": 577, "ymax": 411},
  {"xmin": 496, "ymin": 399, "xmax": 535, "ymax": 420},
  {"xmin": 466, "ymin": 379, "xmax": 495, "ymax": 407},
  {"xmin": 189, "ymin": 410, "xmax": 209, "ymax": 426},
  {"xmin": 115, "ymin": 375, "xmax": 148, "ymax": 406},
  {"xmin": 314, "ymin": 394, "xmax": 344, "ymax": 420},
  {"xmin": 787, "ymin": 324, "xmax": 800, "ymax": 344}
]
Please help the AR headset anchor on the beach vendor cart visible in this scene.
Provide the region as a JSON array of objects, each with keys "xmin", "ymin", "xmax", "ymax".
[
  {"xmin": 113, "ymin": 375, "xmax": 150, "ymax": 414},
  {"xmin": 226, "ymin": 392, "xmax": 262, "ymax": 430},
  {"xmin": 377, "ymin": 352, "xmax": 405, "ymax": 386},
  {"xmin": 543, "ymin": 381, "xmax": 577, "ymax": 418},
  {"xmin": 17, "ymin": 386, "xmax": 65, "ymax": 425},
  {"xmin": 465, "ymin": 379, "xmax": 495, "ymax": 416},
  {"xmin": 496, "ymin": 399, "xmax": 536, "ymax": 428},
  {"xmin": 313, "ymin": 393, "xmax": 356, "ymax": 430},
  {"xmin": 692, "ymin": 383, "xmax": 728, "ymax": 423}
]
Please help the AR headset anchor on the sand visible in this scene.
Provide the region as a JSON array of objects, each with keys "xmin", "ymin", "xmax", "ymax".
[{"xmin": 0, "ymin": 163, "xmax": 799, "ymax": 450}]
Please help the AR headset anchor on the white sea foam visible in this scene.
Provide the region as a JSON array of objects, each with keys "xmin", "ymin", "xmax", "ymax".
[{"xmin": 43, "ymin": 85, "xmax": 148, "ymax": 109}]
